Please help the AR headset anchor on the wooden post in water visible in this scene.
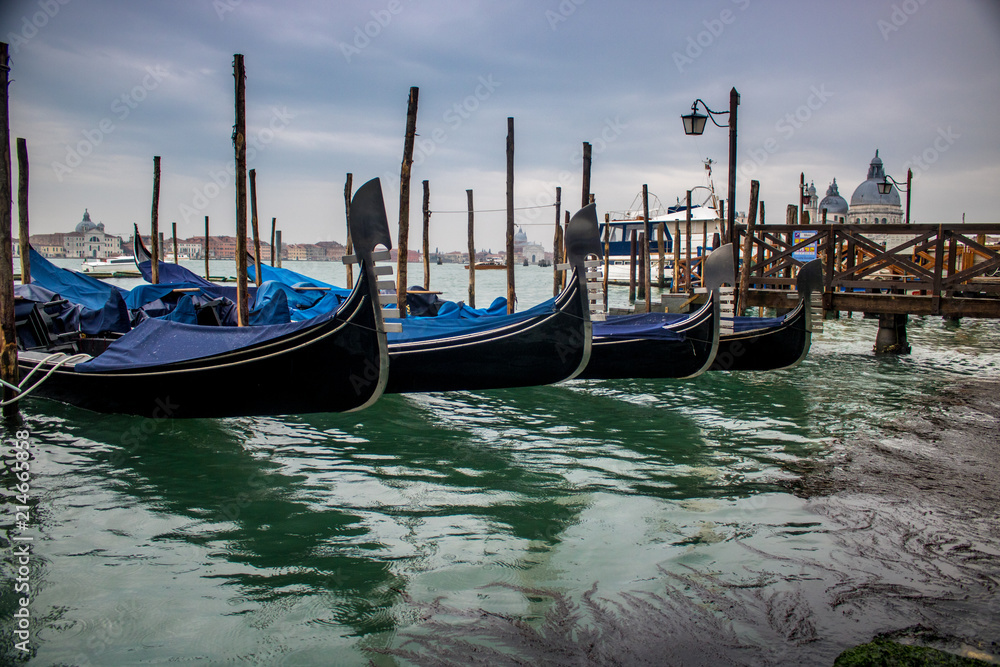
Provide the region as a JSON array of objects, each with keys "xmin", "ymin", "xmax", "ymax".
[
  {"xmin": 422, "ymin": 179, "xmax": 430, "ymax": 290},
  {"xmin": 150, "ymin": 155, "xmax": 160, "ymax": 284},
  {"xmin": 249, "ymin": 168, "xmax": 262, "ymax": 287},
  {"xmin": 685, "ymin": 194, "xmax": 693, "ymax": 293},
  {"xmin": 602, "ymin": 215, "xmax": 610, "ymax": 308},
  {"xmin": 642, "ymin": 185, "xmax": 651, "ymax": 308},
  {"xmin": 628, "ymin": 229, "xmax": 637, "ymax": 304},
  {"xmin": 275, "ymin": 230, "xmax": 282, "ymax": 268},
  {"xmin": 657, "ymin": 220, "xmax": 665, "ymax": 289},
  {"xmin": 737, "ymin": 180, "xmax": 760, "ymax": 315},
  {"xmin": 785, "ymin": 204, "xmax": 796, "ymax": 288},
  {"xmin": 397, "ymin": 86, "xmax": 419, "ymax": 316},
  {"xmin": 552, "ymin": 186, "xmax": 562, "ymax": 297},
  {"xmin": 506, "ymin": 117, "xmax": 515, "ymax": 313},
  {"xmin": 0, "ymin": 43, "xmax": 18, "ymax": 416},
  {"xmin": 171, "ymin": 222, "xmax": 179, "ymax": 264},
  {"xmin": 581, "ymin": 142, "xmax": 592, "ymax": 208},
  {"xmin": 16, "ymin": 138, "xmax": 29, "ymax": 284},
  {"xmin": 233, "ymin": 53, "xmax": 249, "ymax": 327},
  {"xmin": 756, "ymin": 202, "xmax": 766, "ymax": 282},
  {"xmin": 270, "ymin": 218, "xmax": 276, "ymax": 267},
  {"xmin": 466, "ymin": 189, "xmax": 475, "ymax": 309},
  {"xmin": 204, "ymin": 216, "xmax": 210, "ymax": 280},
  {"xmin": 344, "ymin": 173, "xmax": 353, "ymax": 286},
  {"xmin": 673, "ymin": 219, "xmax": 681, "ymax": 293}
]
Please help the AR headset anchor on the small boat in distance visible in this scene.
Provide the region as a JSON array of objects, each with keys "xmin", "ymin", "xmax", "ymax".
[
  {"xmin": 80, "ymin": 256, "xmax": 141, "ymax": 276},
  {"xmin": 464, "ymin": 257, "xmax": 506, "ymax": 270}
]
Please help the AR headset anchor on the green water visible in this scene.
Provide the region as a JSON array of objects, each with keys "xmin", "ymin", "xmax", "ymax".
[{"xmin": 3, "ymin": 263, "xmax": 999, "ymax": 665}]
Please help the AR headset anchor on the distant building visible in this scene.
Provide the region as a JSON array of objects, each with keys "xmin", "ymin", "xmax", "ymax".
[
  {"xmin": 848, "ymin": 150, "xmax": 902, "ymax": 225},
  {"xmin": 513, "ymin": 226, "xmax": 545, "ymax": 265}
]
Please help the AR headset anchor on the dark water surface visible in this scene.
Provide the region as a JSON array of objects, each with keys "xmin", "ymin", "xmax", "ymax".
[{"xmin": 3, "ymin": 264, "xmax": 999, "ymax": 665}]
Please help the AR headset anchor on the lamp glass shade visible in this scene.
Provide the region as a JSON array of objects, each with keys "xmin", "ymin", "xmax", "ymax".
[
  {"xmin": 877, "ymin": 179, "xmax": 892, "ymax": 195},
  {"xmin": 681, "ymin": 111, "xmax": 708, "ymax": 136}
]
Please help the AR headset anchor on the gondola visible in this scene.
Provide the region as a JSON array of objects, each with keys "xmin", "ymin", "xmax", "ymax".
[
  {"xmin": 383, "ymin": 204, "xmax": 601, "ymax": 394},
  {"xmin": 13, "ymin": 178, "xmax": 392, "ymax": 418},
  {"xmin": 576, "ymin": 246, "xmax": 724, "ymax": 380},
  {"xmin": 707, "ymin": 251, "xmax": 822, "ymax": 371}
]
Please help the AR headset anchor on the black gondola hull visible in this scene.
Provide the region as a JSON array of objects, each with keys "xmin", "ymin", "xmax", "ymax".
[
  {"xmin": 710, "ymin": 299, "xmax": 811, "ymax": 372},
  {"xmin": 385, "ymin": 271, "xmax": 591, "ymax": 394},
  {"xmin": 578, "ymin": 294, "xmax": 719, "ymax": 380}
]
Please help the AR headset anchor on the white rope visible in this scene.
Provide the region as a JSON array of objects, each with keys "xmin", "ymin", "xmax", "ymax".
[{"xmin": 0, "ymin": 353, "xmax": 93, "ymax": 407}]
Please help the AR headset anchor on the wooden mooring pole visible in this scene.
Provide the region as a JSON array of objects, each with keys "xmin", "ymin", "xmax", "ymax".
[
  {"xmin": 275, "ymin": 230, "xmax": 282, "ymax": 268},
  {"xmin": 344, "ymin": 173, "xmax": 353, "ymax": 286},
  {"xmin": 602, "ymin": 215, "xmax": 610, "ymax": 308},
  {"xmin": 270, "ymin": 218, "xmax": 276, "ymax": 267},
  {"xmin": 628, "ymin": 229, "xmax": 637, "ymax": 304},
  {"xmin": 581, "ymin": 142, "xmax": 592, "ymax": 208},
  {"xmin": 397, "ymin": 86, "xmax": 419, "ymax": 317},
  {"xmin": 553, "ymin": 186, "xmax": 562, "ymax": 297},
  {"xmin": 249, "ymin": 168, "xmax": 262, "ymax": 287},
  {"xmin": 204, "ymin": 216, "xmax": 210, "ymax": 280},
  {"xmin": 150, "ymin": 156, "xmax": 160, "ymax": 284},
  {"xmin": 422, "ymin": 179, "xmax": 430, "ymax": 289},
  {"xmin": 233, "ymin": 53, "xmax": 249, "ymax": 327},
  {"xmin": 642, "ymin": 185, "xmax": 651, "ymax": 312},
  {"xmin": 737, "ymin": 179, "xmax": 759, "ymax": 314},
  {"xmin": 506, "ymin": 117, "xmax": 515, "ymax": 313},
  {"xmin": 466, "ymin": 189, "xmax": 475, "ymax": 309},
  {"xmin": 0, "ymin": 43, "xmax": 18, "ymax": 417},
  {"xmin": 16, "ymin": 138, "xmax": 29, "ymax": 284},
  {"xmin": 172, "ymin": 222, "xmax": 179, "ymax": 264}
]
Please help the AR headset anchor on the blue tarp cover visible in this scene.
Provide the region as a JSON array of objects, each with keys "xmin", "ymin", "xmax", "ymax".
[
  {"xmin": 387, "ymin": 296, "xmax": 558, "ymax": 344},
  {"xmin": 76, "ymin": 307, "xmax": 337, "ymax": 373},
  {"xmin": 593, "ymin": 313, "xmax": 686, "ymax": 341},
  {"xmin": 137, "ymin": 260, "xmax": 257, "ymax": 308},
  {"xmin": 28, "ymin": 248, "xmax": 129, "ymax": 311}
]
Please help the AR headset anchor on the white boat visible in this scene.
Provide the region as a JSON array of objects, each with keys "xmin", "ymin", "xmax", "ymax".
[
  {"xmin": 80, "ymin": 256, "xmax": 141, "ymax": 275},
  {"xmin": 600, "ymin": 162, "xmax": 723, "ymax": 287}
]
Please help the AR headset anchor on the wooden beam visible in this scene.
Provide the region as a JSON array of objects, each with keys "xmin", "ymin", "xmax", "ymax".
[
  {"xmin": 233, "ymin": 54, "xmax": 249, "ymax": 326},
  {"xmin": 16, "ymin": 138, "xmax": 28, "ymax": 284},
  {"xmin": 506, "ymin": 116, "xmax": 515, "ymax": 314},
  {"xmin": 397, "ymin": 86, "xmax": 419, "ymax": 316}
]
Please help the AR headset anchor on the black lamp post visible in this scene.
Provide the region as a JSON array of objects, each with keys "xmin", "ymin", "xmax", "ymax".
[
  {"xmin": 681, "ymin": 87, "xmax": 739, "ymax": 243},
  {"xmin": 877, "ymin": 168, "xmax": 912, "ymax": 225}
]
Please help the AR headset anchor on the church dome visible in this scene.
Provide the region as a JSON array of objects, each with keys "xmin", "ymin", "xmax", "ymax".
[
  {"xmin": 850, "ymin": 151, "xmax": 900, "ymax": 207},
  {"xmin": 819, "ymin": 179, "xmax": 849, "ymax": 214},
  {"xmin": 514, "ymin": 227, "xmax": 528, "ymax": 245},
  {"xmin": 74, "ymin": 209, "xmax": 103, "ymax": 234}
]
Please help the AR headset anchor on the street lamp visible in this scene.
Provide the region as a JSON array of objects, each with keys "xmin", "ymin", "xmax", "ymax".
[
  {"xmin": 877, "ymin": 168, "xmax": 912, "ymax": 225},
  {"xmin": 681, "ymin": 88, "xmax": 739, "ymax": 244}
]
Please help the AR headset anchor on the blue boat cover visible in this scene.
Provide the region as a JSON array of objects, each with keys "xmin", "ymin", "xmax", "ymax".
[
  {"xmin": 387, "ymin": 296, "xmax": 558, "ymax": 344},
  {"xmin": 593, "ymin": 313, "xmax": 686, "ymax": 341},
  {"xmin": 76, "ymin": 306, "xmax": 337, "ymax": 373},
  {"xmin": 249, "ymin": 287, "xmax": 291, "ymax": 325},
  {"xmin": 250, "ymin": 280, "xmax": 347, "ymax": 322},
  {"xmin": 28, "ymin": 247, "xmax": 129, "ymax": 311},
  {"xmin": 160, "ymin": 294, "xmax": 199, "ymax": 324},
  {"xmin": 137, "ymin": 260, "xmax": 257, "ymax": 308},
  {"xmin": 435, "ymin": 297, "xmax": 508, "ymax": 318}
]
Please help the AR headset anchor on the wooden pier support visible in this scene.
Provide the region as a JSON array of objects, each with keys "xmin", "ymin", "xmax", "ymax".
[
  {"xmin": 581, "ymin": 142, "xmax": 592, "ymax": 208},
  {"xmin": 552, "ymin": 186, "xmax": 562, "ymax": 297},
  {"xmin": 172, "ymin": 222, "xmax": 179, "ymax": 264},
  {"xmin": 270, "ymin": 217, "xmax": 276, "ymax": 267},
  {"xmin": 275, "ymin": 230, "xmax": 282, "ymax": 268},
  {"xmin": 16, "ymin": 138, "xmax": 29, "ymax": 284},
  {"xmin": 875, "ymin": 313, "xmax": 911, "ymax": 354},
  {"xmin": 628, "ymin": 230, "xmax": 637, "ymax": 304}
]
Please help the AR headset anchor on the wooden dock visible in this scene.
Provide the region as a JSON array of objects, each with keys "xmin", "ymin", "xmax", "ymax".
[{"xmin": 732, "ymin": 222, "xmax": 1000, "ymax": 319}]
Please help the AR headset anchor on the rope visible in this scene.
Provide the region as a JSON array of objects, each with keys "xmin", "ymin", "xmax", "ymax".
[
  {"xmin": 0, "ymin": 353, "xmax": 92, "ymax": 407},
  {"xmin": 429, "ymin": 203, "xmax": 556, "ymax": 215}
]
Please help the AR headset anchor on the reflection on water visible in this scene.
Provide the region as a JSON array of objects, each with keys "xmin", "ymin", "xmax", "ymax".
[{"xmin": 2, "ymin": 309, "xmax": 999, "ymax": 665}]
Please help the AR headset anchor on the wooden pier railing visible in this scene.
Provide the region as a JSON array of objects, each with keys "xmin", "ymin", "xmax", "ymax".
[{"xmin": 732, "ymin": 223, "xmax": 1000, "ymax": 318}]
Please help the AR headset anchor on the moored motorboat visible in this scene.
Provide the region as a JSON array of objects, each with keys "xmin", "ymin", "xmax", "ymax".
[{"xmin": 12, "ymin": 178, "xmax": 392, "ymax": 417}]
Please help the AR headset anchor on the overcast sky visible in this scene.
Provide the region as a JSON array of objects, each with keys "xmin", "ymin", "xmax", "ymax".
[{"xmin": 2, "ymin": 0, "xmax": 999, "ymax": 251}]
